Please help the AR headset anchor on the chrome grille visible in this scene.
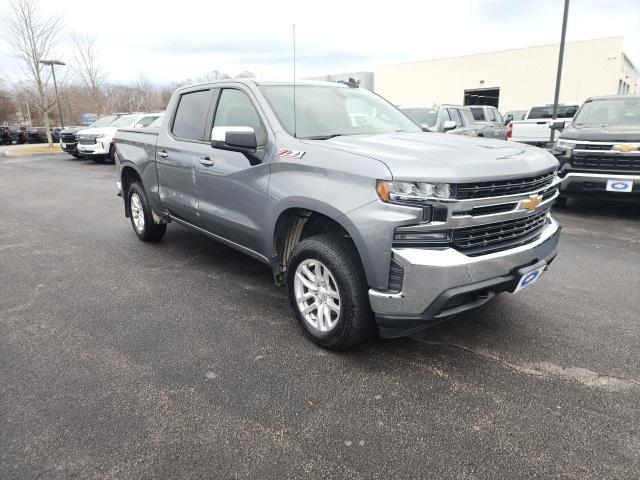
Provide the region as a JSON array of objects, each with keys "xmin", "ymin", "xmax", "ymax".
[
  {"xmin": 456, "ymin": 171, "xmax": 556, "ymax": 199},
  {"xmin": 78, "ymin": 135, "xmax": 99, "ymax": 145},
  {"xmin": 452, "ymin": 209, "xmax": 549, "ymax": 256},
  {"xmin": 571, "ymin": 154, "xmax": 640, "ymax": 171}
]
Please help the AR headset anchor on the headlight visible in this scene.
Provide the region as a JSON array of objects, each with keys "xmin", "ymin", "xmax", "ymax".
[
  {"xmin": 376, "ymin": 180, "xmax": 453, "ymax": 204},
  {"xmin": 555, "ymin": 139, "xmax": 576, "ymax": 150}
]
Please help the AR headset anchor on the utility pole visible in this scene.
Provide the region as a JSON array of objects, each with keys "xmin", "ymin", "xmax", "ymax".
[
  {"xmin": 39, "ymin": 59, "xmax": 66, "ymax": 128},
  {"xmin": 550, "ymin": 0, "xmax": 570, "ymax": 144}
]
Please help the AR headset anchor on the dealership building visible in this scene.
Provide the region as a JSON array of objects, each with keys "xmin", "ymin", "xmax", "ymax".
[{"xmin": 374, "ymin": 37, "xmax": 638, "ymax": 113}]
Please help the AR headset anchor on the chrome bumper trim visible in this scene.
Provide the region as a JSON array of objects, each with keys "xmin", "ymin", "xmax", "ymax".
[{"xmin": 369, "ymin": 214, "xmax": 560, "ymax": 317}]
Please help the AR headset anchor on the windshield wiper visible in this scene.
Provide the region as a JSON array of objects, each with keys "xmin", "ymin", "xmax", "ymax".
[{"xmin": 302, "ymin": 134, "xmax": 345, "ymax": 140}]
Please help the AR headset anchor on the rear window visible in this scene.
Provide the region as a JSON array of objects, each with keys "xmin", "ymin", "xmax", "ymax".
[
  {"xmin": 528, "ymin": 105, "xmax": 579, "ymax": 119},
  {"xmin": 470, "ymin": 107, "xmax": 485, "ymax": 121},
  {"xmin": 172, "ymin": 90, "xmax": 211, "ymax": 140}
]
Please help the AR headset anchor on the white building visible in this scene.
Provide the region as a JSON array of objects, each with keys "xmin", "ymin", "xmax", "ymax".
[{"xmin": 375, "ymin": 37, "xmax": 638, "ymax": 113}]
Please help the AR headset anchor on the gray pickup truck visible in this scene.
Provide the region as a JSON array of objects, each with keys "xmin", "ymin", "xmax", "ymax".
[{"xmin": 115, "ymin": 79, "xmax": 561, "ymax": 350}]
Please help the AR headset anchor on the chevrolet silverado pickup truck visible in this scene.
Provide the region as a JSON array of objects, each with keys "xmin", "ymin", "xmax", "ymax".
[
  {"xmin": 115, "ymin": 79, "xmax": 561, "ymax": 350},
  {"xmin": 551, "ymin": 95, "xmax": 640, "ymax": 205},
  {"xmin": 509, "ymin": 103, "xmax": 580, "ymax": 146}
]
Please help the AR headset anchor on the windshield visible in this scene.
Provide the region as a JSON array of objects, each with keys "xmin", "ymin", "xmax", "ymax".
[
  {"xmin": 401, "ymin": 108, "xmax": 438, "ymax": 128},
  {"xmin": 148, "ymin": 116, "xmax": 163, "ymax": 128},
  {"xmin": 528, "ymin": 105, "xmax": 579, "ymax": 119},
  {"xmin": 574, "ymin": 97, "xmax": 640, "ymax": 126},
  {"xmin": 109, "ymin": 115, "xmax": 142, "ymax": 128},
  {"xmin": 260, "ymin": 85, "xmax": 421, "ymax": 139},
  {"xmin": 91, "ymin": 115, "xmax": 119, "ymax": 127}
]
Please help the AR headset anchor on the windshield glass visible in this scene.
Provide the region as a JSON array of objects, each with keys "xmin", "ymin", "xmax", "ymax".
[
  {"xmin": 91, "ymin": 115, "xmax": 119, "ymax": 127},
  {"xmin": 108, "ymin": 115, "xmax": 141, "ymax": 128},
  {"xmin": 148, "ymin": 116, "xmax": 163, "ymax": 128},
  {"xmin": 574, "ymin": 97, "xmax": 640, "ymax": 126},
  {"xmin": 401, "ymin": 108, "xmax": 438, "ymax": 127},
  {"xmin": 260, "ymin": 85, "xmax": 421, "ymax": 138},
  {"xmin": 528, "ymin": 105, "xmax": 578, "ymax": 119}
]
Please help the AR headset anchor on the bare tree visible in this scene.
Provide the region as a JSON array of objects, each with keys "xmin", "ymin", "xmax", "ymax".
[
  {"xmin": 71, "ymin": 32, "xmax": 106, "ymax": 114},
  {"xmin": 2, "ymin": 0, "xmax": 63, "ymax": 145}
]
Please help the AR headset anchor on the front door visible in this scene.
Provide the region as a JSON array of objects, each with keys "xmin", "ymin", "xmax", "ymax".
[
  {"xmin": 195, "ymin": 87, "xmax": 271, "ymax": 255},
  {"xmin": 156, "ymin": 88, "xmax": 213, "ymax": 224}
]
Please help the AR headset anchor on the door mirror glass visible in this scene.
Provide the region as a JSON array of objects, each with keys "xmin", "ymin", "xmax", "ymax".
[
  {"xmin": 211, "ymin": 126, "xmax": 257, "ymax": 151},
  {"xmin": 443, "ymin": 120, "xmax": 457, "ymax": 132},
  {"xmin": 550, "ymin": 120, "xmax": 566, "ymax": 130}
]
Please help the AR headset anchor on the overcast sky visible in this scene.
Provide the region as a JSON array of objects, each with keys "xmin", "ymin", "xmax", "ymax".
[{"xmin": 0, "ymin": 0, "xmax": 639, "ymax": 85}]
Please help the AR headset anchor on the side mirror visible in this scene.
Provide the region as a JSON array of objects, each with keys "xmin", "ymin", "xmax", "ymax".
[
  {"xmin": 443, "ymin": 120, "xmax": 457, "ymax": 132},
  {"xmin": 550, "ymin": 120, "xmax": 566, "ymax": 131},
  {"xmin": 211, "ymin": 126, "xmax": 257, "ymax": 151}
]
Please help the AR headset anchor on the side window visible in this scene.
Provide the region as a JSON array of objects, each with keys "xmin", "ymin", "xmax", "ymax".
[
  {"xmin": 213, "ymin": 89, "xmax": 267, "ymax": 146},
  {"xmin": 448, "ymin": 108, "xmax": 463, "ymax": 128},
  {"xmin": 486, "ymin": 108, "xmax": 496, "ymax": 122},
  {"xmin": 493, "ymin": 109, "xmax": 503, "ymax": 124},
  {"xmin": 137, "ymin": 116, "xmax": 158, "ymax": 127},
  {"xmin": 172, "ymin": 90, "xmax": 211, "ymax": 141},
  {"xmin": 462, "ymin": 109, "xmax": 475, "ymax": 126}
]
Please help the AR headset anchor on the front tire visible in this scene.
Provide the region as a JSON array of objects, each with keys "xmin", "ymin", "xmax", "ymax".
[
  {"xmin": 286, "ymin": 233, "xmax": 373, "ymax": 350},
  {"xmin": 127, "ymin": 182, "xmax": 167, "ymax": 242}
]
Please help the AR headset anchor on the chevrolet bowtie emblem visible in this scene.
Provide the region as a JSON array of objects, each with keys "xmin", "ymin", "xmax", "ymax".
[
  {"xmin": 520, "ymin": 195, "xmax": 542, "ymax": 211},
  {"xmin": 612, "ymin": 144, "xmax": 638, "ymax": 153}
]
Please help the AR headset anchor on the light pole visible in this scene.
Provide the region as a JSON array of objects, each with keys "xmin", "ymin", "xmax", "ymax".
[
  {"xmin": 39, "ymin": 59, "xmax": 66, "ymax": 128},
  {"xmin": 550, "ymin": 0, "xmax": 570, "ymax": 144}
]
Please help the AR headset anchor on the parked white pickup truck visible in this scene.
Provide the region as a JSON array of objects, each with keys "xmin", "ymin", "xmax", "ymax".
[{"xmin": 509, "ymin": 103, "xmax": 580, "ymax": 146}]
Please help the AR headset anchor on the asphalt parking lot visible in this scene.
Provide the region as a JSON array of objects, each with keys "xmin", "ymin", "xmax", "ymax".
[{"xmin": 1, "ymin": 151, "xmax": 639, "ymax": 479}]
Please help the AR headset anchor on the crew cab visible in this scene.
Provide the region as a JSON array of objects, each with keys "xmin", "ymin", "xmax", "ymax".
[
  {"xmin": 77, "ymin": 113, "xmax": 161, "ymax": 162},
  {"xmin": 509, "ymin": 103, "xmax": 580, "ymax": 146},
  {"xmin": 399, "ymin": 104, "xmax": 479, "ymax": 136},
  {"xmin": 115, "ymin": 79, "xmax": 561, "ymax": 350},
  {"xmin": 60, "ymin": 114, "xmax": 125, "ymax": 158},
  {"xmin": 469, "ymin": 105, "xmax": 508, "ymax": 140},
  {"xmin": 552, "ymin": 95, "xmax": 640, "ymax": 205}
]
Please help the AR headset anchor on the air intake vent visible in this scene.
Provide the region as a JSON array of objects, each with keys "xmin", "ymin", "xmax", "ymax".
[{"xmin": 387, "ymin": 259, "xmax": 404, "ymax": 293}]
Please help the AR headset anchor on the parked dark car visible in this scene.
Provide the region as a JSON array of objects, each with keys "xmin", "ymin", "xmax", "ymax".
[
  {"xmin": 0, "ymin": 126, "xmax": 13, "ymax": 145},
  {"xmin": 51, "ymin": 128, "xmax": 61, "ymax": 143},
  {"xmin": 16, "ymin": 127, "xmax": 28, "ymax": 144},
  {"xmin": 27, "ymin": 127, "xmax": 48, "ymax": 143}
]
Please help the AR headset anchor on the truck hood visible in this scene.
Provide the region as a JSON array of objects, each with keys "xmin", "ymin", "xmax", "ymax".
[
  {"xmin": 560, "ymin": 124, "xmax": 640, "ymax": 143},
  {"xmin": 317, "ymin": 132, "xmax": 558, "ymax": 182},
  {"xmin": 77, "ymin": 127, "xmax": 118, "ymax": 137}
]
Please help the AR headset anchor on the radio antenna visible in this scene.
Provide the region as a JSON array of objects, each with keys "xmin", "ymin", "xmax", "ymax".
[{"xmin": 293, "ymin": 23, "xmax": 297, "ymax": 138}]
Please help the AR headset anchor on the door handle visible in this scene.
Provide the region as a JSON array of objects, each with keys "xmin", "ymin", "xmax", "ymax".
[
  {"xmin": 199, "ymin": 157, "xmax": 214, "ymax": 167},
  {"xmin": 157, "ymin": 150, "xmax": 169, "ymax": 158}
]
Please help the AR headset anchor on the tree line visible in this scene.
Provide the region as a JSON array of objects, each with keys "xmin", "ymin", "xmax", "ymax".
[{"xmin": 0, "ymin": 0, "xmax": 255, "ymax": 144}]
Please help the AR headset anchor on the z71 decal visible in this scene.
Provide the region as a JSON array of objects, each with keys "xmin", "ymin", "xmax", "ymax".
[{"xmin": 278, "ymin": 148, "xmax": 306, "ymax": 159}]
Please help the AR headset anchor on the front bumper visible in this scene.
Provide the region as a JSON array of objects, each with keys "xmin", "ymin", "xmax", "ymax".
[
  {"xmin": 559, "ymin": 172, "xmax": 640, "ymax": 199},
  {"xmin": 77, "ymin": 142, "xmax": 109, "ymax": 155},
  {"xmin": 369, "ymin": 214, "xmax": 561, "ymax": 338}
]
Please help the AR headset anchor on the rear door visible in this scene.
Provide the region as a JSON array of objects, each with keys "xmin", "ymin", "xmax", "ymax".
[
  {"xmin": 156, "ymin": 88, "xmax": 213, "ymax": 224},
  {"xmin": 195, "ymin": 86, "xmax": 271, "ymax": 255}
]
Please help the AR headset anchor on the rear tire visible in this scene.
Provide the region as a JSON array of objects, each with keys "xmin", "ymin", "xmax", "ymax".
[
  {"xmin": 286, "ymin": 232, "xmax": 373, "ymax": 350},
  {"xmin": 127, "ymin": 182, "xmax": 167, "ymax": 242}
]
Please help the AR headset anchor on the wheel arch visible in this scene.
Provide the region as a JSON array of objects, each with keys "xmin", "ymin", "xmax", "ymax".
[{"xmin": 269, "ymin": 199, "xmax": 375, "ymax": 287}]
